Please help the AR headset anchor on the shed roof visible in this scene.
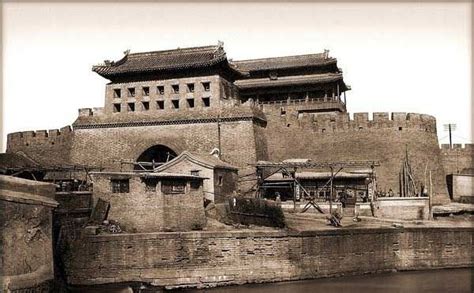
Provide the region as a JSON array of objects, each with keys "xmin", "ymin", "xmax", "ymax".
[
  {"xmin": 0, "ymin": 152, "xmax": 39, "ymax": 172},
  {"xmin": 265, "ymin": 170, "xmax": 373, "ymax": 181},
  {"xmin": 93, "ymin": 45, "xmax": 229, "ymax": 78},
  {"xmin": 154, "ymin": 151, "xmax": 238, "ymax": 172}
]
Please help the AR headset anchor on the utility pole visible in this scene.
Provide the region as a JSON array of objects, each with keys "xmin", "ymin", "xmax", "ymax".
[{"xmin": 443, "ymin": 123, "xmax": 457, "ymax": 149}]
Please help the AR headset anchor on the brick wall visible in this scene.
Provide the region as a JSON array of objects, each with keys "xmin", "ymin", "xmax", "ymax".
[
  {"xmin": 260, "ymin": 105, "xmax": 448, "ymax": 204},
  {"xmin": 91, "ymin": 173, "xmax": 206, "ymax": 232},
  {"xmin": 104, "ymin": 75, "xmax": 226, "ymax": 115},
  {"xmin": 0, "ymin": 176, "xmax": 58, "ymax": 291},
  {"xmin": 6, "ymin": 126, "xmax": 73, "ymax": 167},
  {"xmin": 64, "ymin": 227, "xmax": 473, "ymax": 289},
  {"xmin": 374, "ymin": 197, "xmax": 429, "ymax": 220},
  {"xmin": 440, "ymin": 144, "xmax": 474, "ymax": 175}
]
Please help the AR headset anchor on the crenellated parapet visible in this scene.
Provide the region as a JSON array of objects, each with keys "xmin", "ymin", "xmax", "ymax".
[
  {"xmin": 440, "ymin": 143, "xmax": 474, "ymax": 151},
  {"xmin": 7, "ymin": 125, "xmax": 73, "ymax": 150},
  {"xmin": 270, "ymin": 111, "xmax": 437, "ymax": 134}
]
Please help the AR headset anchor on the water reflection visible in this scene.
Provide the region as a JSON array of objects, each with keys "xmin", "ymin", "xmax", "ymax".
[{"xmin": 186, "ymin": 268, "xmax": 473, "ymax": 293}]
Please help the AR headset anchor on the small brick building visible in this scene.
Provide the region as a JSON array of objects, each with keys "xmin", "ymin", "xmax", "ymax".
[
  {"xmin": 154, "ymin": 151, "xmax": 238, "ymax": 203},
  {"xmin": 90, "ymin": 171, "xmax": 206, "ymax": 232}
]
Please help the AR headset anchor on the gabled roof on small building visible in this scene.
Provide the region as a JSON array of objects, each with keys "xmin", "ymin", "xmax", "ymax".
[
  {"xmin": 93, "ymin": 44, "xmax": 231, "ymax": 78},
  {"xmin": 90, "ymin": 171, "xmax": 208, "ymax": 180},
  {"xmin": 154, "ymin": 151, "xmax": 238, "ymax": 172}
]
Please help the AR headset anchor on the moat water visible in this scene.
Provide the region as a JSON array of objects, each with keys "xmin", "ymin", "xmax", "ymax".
[
  {"xmin": 78, "ymin": 268, "xmax": 472, "ymax": 292},
  {"xmin": 189, "ymin": 268, "xmax": 473, "ymax": 293}
]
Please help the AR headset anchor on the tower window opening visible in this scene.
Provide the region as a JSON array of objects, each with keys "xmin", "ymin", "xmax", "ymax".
[
  {"xmin": 202, "ymin": 82, "xmax": 210, "ymax": 91},
  {"xmin": 187, "ymin": 83, "xmax": 195, "ymax": 93},
  {"xmin": 280, "ymin": 107, "xmax": 286, "ymax": 116},
  {"xmin": 157, "ymin": 100, "xmax": 165, "ymax": 110},
  {"xmin": 142, "ymin": 101, "xmax": 150, "ymax": 111},
  {"xmin": 113, "ymin": 103, "xmax": 121, "ymax": 113},
  {"xmin": 172, "ymin": 84, "xmax": 180, "ymax": 94},
  {"xmin": 113, "ymin": 89, "xmax": 121, "ymax": 98},
  {"xmin": 172, "ymin": 99, "xmax": 180, "ymax": 109},
  {"xmin": 128, "ymin": 102, "xmax": 135, "ymax": 112},
  {"xmin": 128, "ymin": 87, "xmax": 136, "ymax": 97},
  {"xmin": 142, "ymin": 86, "xmax": 150, "ymax": 96},
  {"xmin": 399, "ymin": 127, "xmax": 403, "ymax": 131},
  {"xmin": 202, "ymin": 97, "xmax": 210, "ymax": 107},
  {"xmin": 187, "ymin": 98, "xmax": 195, "ymax": 108},
  {"xmin": 157, "ymin": 86, "xmax": 165, "ymax": 95}
]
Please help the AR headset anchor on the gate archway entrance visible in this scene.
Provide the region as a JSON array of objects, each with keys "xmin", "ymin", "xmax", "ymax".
[{"xmin": 135, "ymin": 145, "xmax": 177, "ymax": 170}]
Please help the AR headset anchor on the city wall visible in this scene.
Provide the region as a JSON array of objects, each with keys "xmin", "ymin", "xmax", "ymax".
[
  {"xmin": 261, "ymin": 105, "xmax": 448, "ymax": 204},
  {"xmin": 5, "ymin": 104, "xmax": 456, "ymax": 204},
  {"xmin": 440, "ymin": 144, "xmax": 474, "ymax": 175},
  {"xmin": 6, "ymin": 126, "xmax": 73, "ymax": 167},
  {"xmin": 64, "ymin": 227, "xmax": 473, "ymax": 289}
]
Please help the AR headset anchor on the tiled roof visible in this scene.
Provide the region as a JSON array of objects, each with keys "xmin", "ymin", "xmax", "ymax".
[
  {"xmin": 231, "ymin": 52, "xmax": 336, "ymax": 73},
  {"xmin": 93, "ymin": 45, "xmax": 228, "ymax": 78},
  {"xmin": 234, "ymin": 73, "xmax": 343, "ymax": 89}
]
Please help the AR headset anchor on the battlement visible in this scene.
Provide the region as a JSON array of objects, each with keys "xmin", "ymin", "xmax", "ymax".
[
  {"xmin": 78, "ymin": 107, "xmax": 104, "ymax": 117},
  {"xmin": 440, "ymin": 143, "xmax": 474, "ymax": 151},
  {"xmin": 7, "ymin": 126, "xmax": 73, "ymax": 149},
  {"xmin": 269, "ymin": 111, "xmax": 437, "ymax": 133}
]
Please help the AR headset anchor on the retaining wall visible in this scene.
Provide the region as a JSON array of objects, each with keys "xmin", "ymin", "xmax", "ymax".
[{"xmin": 63, "ymin": 226, "xmax": 473, "ymax": 289}]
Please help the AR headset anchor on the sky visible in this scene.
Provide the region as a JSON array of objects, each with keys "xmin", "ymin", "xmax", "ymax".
[{"xmin": 2, "ymin": 2, "xmax": 472, "ymax": 151}]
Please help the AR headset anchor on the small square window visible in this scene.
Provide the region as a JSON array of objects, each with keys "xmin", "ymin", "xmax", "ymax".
[
  {"xmin": 142, "ymin": 86, "xmax": 150, "ymax": 96},
  {"xmin": 157, "ymin": 86, "xmax": 165, "ymax": 95},
  {"xmin": 113, "ymin": 89, "xmax": 121, "ymax": 98},
  {"xmin": 187, "ymin": 98, "xmax": 195, "ymax": 108},
  {"xmin": 187, "ymin": 83, "xmax": 195, "ymax": 93},
  {"xmin": 128, "ymin": 102, "xmax": 135, "ymax": 112},
  {"xmin": 191, "ymin": 170, "xmax": 200, "ymax": 176},
  {"xmin": 172, "ymin": 84, "xmax": 180, "ymax": 94},
  {"xmin": 190, "ymin": 180, "xmax": 200, "ymax": 190},
  {"xmin": 171, "ymin": 100, "xmax": 180, "ymax": 109},
  {"xmin": 113, "ymin": 103, "xmax": 121, "ymax": 113},
  {"xmin": 143, "ymin": 178, "xmax": 159, "ymax": 192},
  {"xmin": 157, "ymin": 100, "xmax": 165, "ymax": 110},
  {"xmin": 142, "ymin": 101, "xmax": 149, "ymax": 111},
  {"xmin": 202, "ymin": 97, "xmax": 210, "ymax": 107},
  {"xmin": 202, "ymin": 82, "xmax": 210, "ymax": 91},
  {"xmin": 128, "ymin": 87, "xmax": 135, "ymax": 97},
  {"xmin": 111, "ymin": 179, "xmax": 129, "ymax": 193},
  {"xmin": 161, "ymin": 180, "xmax": 186, "ymax": 194}
]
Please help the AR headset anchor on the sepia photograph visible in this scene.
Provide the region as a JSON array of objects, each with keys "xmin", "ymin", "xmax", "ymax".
[{"xmin": 0, "ymin": 1, "xmax": 472, "ymax": 292}]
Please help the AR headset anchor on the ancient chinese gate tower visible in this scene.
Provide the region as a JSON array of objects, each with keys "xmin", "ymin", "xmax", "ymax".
[{"xmin": 6, "ymin": 43, "xmax": 448, "ymax": 203}]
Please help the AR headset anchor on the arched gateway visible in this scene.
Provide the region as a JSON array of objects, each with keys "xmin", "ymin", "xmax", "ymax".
[{"xmin": 135, "ymin": 145, "xmax": 177, "ymax": 170}]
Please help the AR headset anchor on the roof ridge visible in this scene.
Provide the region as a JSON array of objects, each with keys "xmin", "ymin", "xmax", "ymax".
[
  {"xmin": 232, "ymin": 52, "xmax": 330, "ymax": 64},
  {"xmin": 128, "ymin": 45, "xmax": 220, "ymax": 58}
]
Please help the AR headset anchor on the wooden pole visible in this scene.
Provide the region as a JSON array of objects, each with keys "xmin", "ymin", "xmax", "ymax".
[
  {"xmin": 429, "ymin": 170, "xmax": 433, "ymax": 220},
  {"xmin": 329, "ymin": 166, "xmax": 334, "ymax": 214}
]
